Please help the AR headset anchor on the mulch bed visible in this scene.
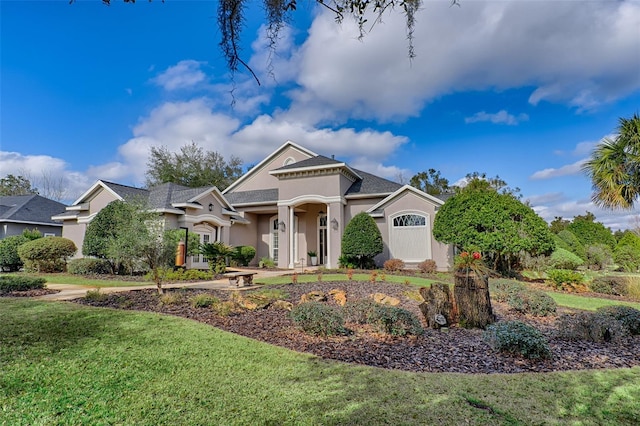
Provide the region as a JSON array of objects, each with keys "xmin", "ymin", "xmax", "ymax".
[
  {"xmin": 74, "ymin": 281, "xmax": 640, "ymax": 374},
  {"xmin": 1, "ymin": 289, "xmax": 60, "ymax": 297}
]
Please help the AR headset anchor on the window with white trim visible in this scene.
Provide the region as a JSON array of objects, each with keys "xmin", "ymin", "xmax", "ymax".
[{"xmin": 393, "ymin": 214, "xmax": 426, "ymax": 227}]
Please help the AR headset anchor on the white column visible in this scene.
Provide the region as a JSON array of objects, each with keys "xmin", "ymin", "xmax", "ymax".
[
  {"xmin": 288, "ymin": 206, "xmax": 295, "ymax": 268},
  {"xmin": 326, "ymin": 204, "xmax": 331, "ymax": 268}
]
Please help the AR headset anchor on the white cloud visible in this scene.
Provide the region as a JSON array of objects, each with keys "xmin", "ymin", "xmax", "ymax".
[
  {"xmin": 465, "ymin": 110, "xmax": 529, "ymax": 125},
  {"xmin": 530, "ymin": 159, "xmax": 586, "ymax": 180},
  {"xmin": 151, "ymin": 60, "xmax": 206, "ymax": 91},
  {"xmin": 284, "ymin": 1, "xmax": 640, "ymax": 121},
  {"xmin": 0, "ymin": 151, "xmax": 91, "ymax": 202}
]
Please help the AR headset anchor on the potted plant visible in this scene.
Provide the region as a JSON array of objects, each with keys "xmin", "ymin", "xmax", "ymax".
[{"xmin": 307, "ymin": 250, "xmax": 318, "ymax": 266}]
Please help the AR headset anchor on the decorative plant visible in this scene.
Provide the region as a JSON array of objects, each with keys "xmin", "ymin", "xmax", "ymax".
[
  {"xmin": 307, "ymin": 250, "xmax": 317, "ymax": 257},
  {"xmin": 454, "ymin": 251, "xmax": 490, "ymax": 276}
]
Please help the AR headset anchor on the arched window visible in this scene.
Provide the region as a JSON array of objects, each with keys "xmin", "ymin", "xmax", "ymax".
[{"xmin": 393, "ymin": 214, "xmax": 426, "ymax": 227}]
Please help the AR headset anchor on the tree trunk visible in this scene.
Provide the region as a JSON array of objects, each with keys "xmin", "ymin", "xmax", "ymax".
[
  {"xmin": 454, "ymin": 272, "xmax": 494, "ymax": 329},
  {"xmin": 418, "ymin": 283, "xmax": 454, "ymax": 329}
]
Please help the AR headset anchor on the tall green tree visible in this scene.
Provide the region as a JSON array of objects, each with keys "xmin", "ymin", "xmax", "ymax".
[
  {"xmin": 456, "ymin": 172, "xmax": 521, "ymax": 198},
  {"xmin": 583, "ymin": 113, "xmax": 640, "ymax": 209},
  {"xmin": 341, "ymin": 212, "xmax": 383, "ymax": 269},
  {"xmin": 433, "ymin": 189, "xmax": 554, "ymax": 273},
  {"xmin": 0, "ymin": 175, "xmax": 38, "ymax": 196},
  {"xmin": 145, "ymin": 142, "xmax": 243, "ymax": 190},
  {"xmin": 549, "ymin": 216, "xmax": 570, "ymax": 234},
  {"xmin": 566, "ymin": 212, "xmax": 616, "ymax": 250},
  {"xmin": 409, "ymin": 169, "xmax": 451, "ymax": 195}
]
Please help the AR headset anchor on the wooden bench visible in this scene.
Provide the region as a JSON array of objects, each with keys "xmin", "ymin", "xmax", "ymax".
[{"xmin": 223, "ymin": 271, "xmax": 257, "ymax": 287}]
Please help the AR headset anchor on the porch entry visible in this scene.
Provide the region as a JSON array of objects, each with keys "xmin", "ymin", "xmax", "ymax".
[
  {"xmin": 270, "ymin": 215, "xmax": 298, "ymax": 264},
  {"xmin": 318, "ymin": 213, "xmax": 328, "ymax": 265},
  {"xmin": 191, "ymin": 224, "xmax": 219, "ymax": 267}
]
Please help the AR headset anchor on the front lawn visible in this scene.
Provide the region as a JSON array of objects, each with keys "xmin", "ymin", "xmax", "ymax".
[
  {"xmin": 1, "ymin": 298, "xmax": 638, "ymax": 425},
  {"xmin": 2, "ymin": 272, "xmax": 151, "ymax": 287}
]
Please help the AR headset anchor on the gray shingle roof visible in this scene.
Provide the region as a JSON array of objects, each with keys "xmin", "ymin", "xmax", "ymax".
[
  {"xmin": 0, "ymin": 195, "xmax": 67, "ymax": 225},
  {"xmin": 346, "ymin": 169, "xmax": 403, "ymax": 195},
  {"xmin": 101, "ymin": 181, "xmax": 149, "ymax": 201},
  {"xmin": 273, "ymin": 155, "xmax": 343, "ymax": 171},
  {"xmin": 224, "ymin": 188, "xmax": 279, "ymax": 205}
]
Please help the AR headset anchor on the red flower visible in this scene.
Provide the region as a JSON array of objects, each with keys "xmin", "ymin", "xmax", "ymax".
[
  {"xmin": 472, "ymin": 252, "xmax": 481, "ymax": 260},
  {"xmin": 460, "ymin": 251, "xmax": 469, "ymax": 258}
]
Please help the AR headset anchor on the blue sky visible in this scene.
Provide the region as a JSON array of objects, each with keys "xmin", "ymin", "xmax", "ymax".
[{"xmin": 1, "ymin": 0, "xmax": 639, "ymax": 229}]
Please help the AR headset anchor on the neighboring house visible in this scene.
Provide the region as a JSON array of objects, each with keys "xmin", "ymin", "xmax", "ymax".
[
  {"xmin": 55, "ymin": 141, "xmax": 453, "ymax": 270},
  {"xmin": 0, "ymin": 194, "xmax": 66, "ymax": 238}
]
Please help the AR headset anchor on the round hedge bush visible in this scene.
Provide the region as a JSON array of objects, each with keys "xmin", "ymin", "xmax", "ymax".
[
  {"xmin": 17, "ymin": 237, "xmax": 76, "ymax": 272},
  {"xmin": 483, "ymin": 320, "xmax": 551, "ymax": 359},
  {"xmin": 67, "ymin": 258, "xmax": 113, "ymax": 275}
]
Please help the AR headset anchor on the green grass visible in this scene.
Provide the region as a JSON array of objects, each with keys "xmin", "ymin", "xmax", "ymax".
[
  {"xmin": 256, "ymin": 273, "xmax": 437, "ymax": 287},
  {"xmin": 1, "ymin": 299, "xmax": 639, "ymax": 425},
  {"xmin": 5, "ymin": 272, "xmax": 151, "ymax": 287},
  {"xmin": 546, "ymin": 291, "xmax": 640, "ymax": 311}
]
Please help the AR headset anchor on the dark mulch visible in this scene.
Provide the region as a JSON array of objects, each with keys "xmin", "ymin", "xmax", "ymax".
[
  {"xmin": 74, "ymin": 281, "xmax": 640, "ymax": 374},
  {"xmin": 1, "ymin": 288, "xmax": 60, "ymax": 297}
]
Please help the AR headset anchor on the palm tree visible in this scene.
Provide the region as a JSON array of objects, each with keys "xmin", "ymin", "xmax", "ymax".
[{"xmin": 583, "ymin": 113, "xmax": 640, "ymax": 209}]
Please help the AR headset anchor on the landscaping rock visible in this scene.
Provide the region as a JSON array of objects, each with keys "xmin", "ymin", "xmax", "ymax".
[
  {"xmin": 271, "ymin": 300, "xmax": 294, "ymax": 311},
  {"xmin": 329, "ymin": 288, "xmax": 347, "ymax": 306},
  {"xmin": 301, "ymin": 290, "xmax": 327, "ymax": 303},
  {"xmin": 371, "ymin": 292, "xmax": 400, "ymax": 306}
]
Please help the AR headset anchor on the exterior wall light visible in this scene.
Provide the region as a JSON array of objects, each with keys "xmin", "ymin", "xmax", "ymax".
[
  {"xmin": 208, "ymin": 203, "xmax": 214, "ymax": 212},
  {"xmin": 278, "ymin": 221, "xmax": 286, "ymax": 232},
  {"xmin": 331, "ymin": 218, "xmax": 339, "ymax": 230}
]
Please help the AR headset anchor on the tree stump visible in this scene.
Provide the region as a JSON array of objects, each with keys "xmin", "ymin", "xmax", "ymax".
[
  {"xmin": 418, "ymin": 283, "xmax": 454, "ymax": 329},
  {"xmin": 454, "ymin": 272, "xmax": 494, "ymax": 329}
]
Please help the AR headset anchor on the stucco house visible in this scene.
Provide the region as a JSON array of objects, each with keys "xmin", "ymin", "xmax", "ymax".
[
  {"xmin": 0, "ymin": 194, "xmax": 66, "ymax": 239},
  {"xmin": 54, "ymin": 141, "xmax": 453, "ymax": 270}
]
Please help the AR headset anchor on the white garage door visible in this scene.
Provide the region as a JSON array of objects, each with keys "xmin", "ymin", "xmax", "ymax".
[{"xmin": 389, "ymin": 213, "xmax": 430, "ymax": 262}]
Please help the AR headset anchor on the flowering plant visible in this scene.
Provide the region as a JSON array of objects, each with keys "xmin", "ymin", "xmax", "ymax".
[{"xmin": 454, "ymin": 250, "xmax": 489, "ymax": 275}]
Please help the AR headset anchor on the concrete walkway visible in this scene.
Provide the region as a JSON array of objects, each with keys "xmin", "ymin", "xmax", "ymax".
[{"xmin": 33, "ymin": 268, "xmax": 296, "ymax": 301}]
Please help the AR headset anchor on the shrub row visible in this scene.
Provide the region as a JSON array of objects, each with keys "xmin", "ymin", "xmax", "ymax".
[
  {"xmin": 144, "ymin": 267, "xmax": 214, "ymax": 282},
  {"xmin": 68, "ymin": 258, "xmax": 113, "ymax": 275},
  {"xmin": 0, "ymin": 275, "xmax": 46, "ymax": 293},
  {"xmin": 291, "ymin": 299, "xmax": 424, "ymax": 337},
  {"xmin": 546, "ymin": 269, "xmax": 584, "ymax": 289},
  {"xmin": 555, "ymin": 305, "xmax": 640, "ymax": 343},
  {"xmin": 588, "ymin": 275, "xmax": 629, "ymax": 296},
  {"xmin": 491, "ymin": 280, "xmax": 556, "ymax": 317}
]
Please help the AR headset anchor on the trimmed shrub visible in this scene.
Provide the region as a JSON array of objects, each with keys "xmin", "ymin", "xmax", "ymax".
[
  {"xmin": 366, "ymin": 305, "xmax": 424, "ymax": 336},
  {"xmin": 548, "ymin": 248, "xmax": 584, "ymax": 270},
  {"xmin": 585, "ymin": 243, "xmax": 613, "ymax": 271},
  {"xmin": 557, "ymin": 312, "xmax": 629, "ymax": 343},
  {"xmin": 84, "ymin": 288, "xmax": 109, "ymax": 302},
  {"xmin": 144, "ymin": 267, "xmax": 214, "ymax": 282},
  {"xmin": 546, "ymin": 269, "xmax": 583, "ymax": 289},
  {"xmin": 507, "ymin": 289, "xmax": 556, "ymax": 317},
  {"xmin": 190, "ymin": 294, "xmax": 219, "ymax": 308},
  {"xmin": 588, "ymin": 275, "xmax": 628, "ymax": 296},
  {"xmin": 613, "ymin": 245, "xmax": 640, "ymax": 272},
  {"xmin": 0, "ymin": 275, "xmax": 46, "ymax": 293},
  {"xmin": 0, "ymin": 235, "xmax": 29, "ymax": 272},
  {"xmin": 17, "ymin": 237, "xmax": 77, "ymax": 272},
  {"xmin": 383, "ymin": 258, "xmax": 405, "ymax": 272},
  {"xmin": 491, "ymin": 279, "xmax": 526, "ymax": 303},
  {"xmin": 290, "ymin": 302, "xmax": 346, "ymax": 336},
  {"xmin": 484, "ymin": 321, "xmax": 551, "ymax": 359},
  {"xmin": 159, "ymin": 293, "xmax": 183, "ymax": 306},
  {"xmin": 417, "ymin": 259, "xmax": 437, "ymax": 274},
  {"xmin": 344, "ymin": 299, "xmax": 379, "ymax": 324},
  {"xmin": 556, "ymin": 230, "xmax": 586, "ymax": 260},
  {"xmin": 597, "ymin": 305, "xmax": 640, "ymax": 335},
  {"xmin": 67, "ymin": 258, "xmax": 112, "ymax": 275},
  {"xmin": 341, "ymin": 212, "xmax": 383, "ymax": 269},
  {"xmin": 259, "ymin": 257, "xmax": 276, "ymax": 269},
  {"xmin": 232, "ymin": 245, "xmax": 257, "ymax": 266}
]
